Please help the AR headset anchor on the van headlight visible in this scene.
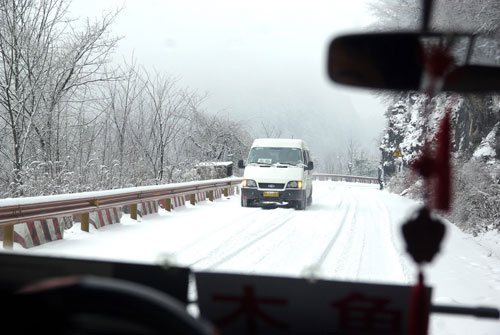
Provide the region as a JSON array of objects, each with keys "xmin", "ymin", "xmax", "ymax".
[
  {"xmin": 242, "ymin": 179, "xmax": 257, "ymax": 187},
  {"xmin": 286, "ymin": 181, "xmax": 303, "ymax": 189}
]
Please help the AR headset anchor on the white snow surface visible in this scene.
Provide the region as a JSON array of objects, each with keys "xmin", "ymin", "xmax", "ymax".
[
  {"xmin": 473, "ymin": 123, "xmax": 498, "ymax": 159},
  {"xmin": 196, "ymin": 161, "xmax": 233, "ymax": 166},
  {"xmin": 5, "ymin": 181, "xmax": 500, "ymax": 334}
]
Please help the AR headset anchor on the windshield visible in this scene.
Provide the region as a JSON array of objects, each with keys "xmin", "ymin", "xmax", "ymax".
[
  {"xmin": 0, "ymin": 1, "xmax": 499, "ymax": 334},
  {"xmin": 248, "ymin": 147, "xmax": 303, "ymax": 165}
]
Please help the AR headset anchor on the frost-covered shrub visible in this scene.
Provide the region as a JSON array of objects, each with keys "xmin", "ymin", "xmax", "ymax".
[
  {"xmin": 386, "ymin": 170, "xmax": 425, "ymax": 202},
  {"xmin": 387, "ymin": 159, "xmax": 499, "ymax": 235},
  {"xmin": 451, "ymin": 160, "xmax": 500, "ymax": 235},
  {"xmin": 13, "ymin": 161, "xmax": 76, "ymax": 197},
  {"xmin": 386, "ymin": 172, "xmax": 408, "ymax": 195},
  {"xmin": 180, "ymin": 168, "xmax": 201, "ymax": 182}
]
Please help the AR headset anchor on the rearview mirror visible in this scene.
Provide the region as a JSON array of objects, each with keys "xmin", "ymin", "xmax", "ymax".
[
  {"xmin": 327, "ymin": 32, "xmax": 500, "ymax": 93},
  {"xmin": 238, "ymin": 160, "xmax": 245, "ymax": 169}
]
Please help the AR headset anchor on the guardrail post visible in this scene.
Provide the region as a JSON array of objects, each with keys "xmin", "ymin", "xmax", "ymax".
[
  {"xmin": 224, "ymin": 188, "xmax": 229, "ymax": 197},
  {"xmin": 131, "ymin": 204, "xmax": 138, "ymax": 220},
  {"xmin": 3, "ymin": 224, "xmax": 14, "ymax": 249},
  {"xmin": 81, "ymin": 213, "xmax": 90, "ymax": 232},
  {"xmin": 190, "ymin": 194, "xmax": 196, "ymax": 205},
  {"xmin": 165, "ymin": 198, "xmax": 171, "ymax": 212},
  {"xmin": 209, "ymin": 190, "xmax": 214, "ymax": 202}
]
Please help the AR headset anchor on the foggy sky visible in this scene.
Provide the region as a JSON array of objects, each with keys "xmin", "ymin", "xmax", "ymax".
[{"xmin": 70, "ymin": 0, "xmax": 387, "ymax": 162}]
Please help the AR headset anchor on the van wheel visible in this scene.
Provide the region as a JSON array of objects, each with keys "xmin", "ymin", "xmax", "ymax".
[
  {"xmin": 295, "ymin": 196, "xmax": 306, "ymax": 210},
  {"xmin": 307, "ymin": 190, "xmax": 312, "ymax": 206},
  {"xmin": 241, "ymin": 196, "xmax": 253, "ymax": 207}
]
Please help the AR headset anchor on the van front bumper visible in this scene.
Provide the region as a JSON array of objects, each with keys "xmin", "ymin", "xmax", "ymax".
[{"xmin": 241, "ymin": 188, "xmax": 305, "ymax": 204}]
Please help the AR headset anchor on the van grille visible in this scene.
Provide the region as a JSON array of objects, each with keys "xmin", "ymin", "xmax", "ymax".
[{"xmin": 259, "ymin": 183, "xmax": 285, "ymax": 189}]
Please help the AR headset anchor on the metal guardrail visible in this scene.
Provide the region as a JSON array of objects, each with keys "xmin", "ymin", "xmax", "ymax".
[
  {"xmin": 0, "ymin": 179, "xmax": 242, "ymax": 227},
  {"xmin": 313, "ymin": 173, "xmax": 378, "ymax": 184},
  {"xmin": 0, "ymin": 178, "xmax": 242, "ymax": 248}
]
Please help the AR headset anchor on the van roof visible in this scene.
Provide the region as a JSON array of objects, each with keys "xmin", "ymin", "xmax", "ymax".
[{"xmin": 251, "ymin": 138, "xmax": 308, "ymax": 149}]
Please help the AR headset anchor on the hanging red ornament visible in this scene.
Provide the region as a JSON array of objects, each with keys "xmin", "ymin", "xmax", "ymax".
[
  {"xmin": 402, "ymin": 207, "xmax": 446, "ymax": 265},
  {"xmin": 402, "ymin": 207, "xmax": 445, "ymax": 335},
  {"xmin": 410, "ymin": 108, "xmax": 452, "ymax": 212},
  {"xmin": 407, "ymin": 272, "xmax": 430, "ymax": 335},
  {"xmin": 404, "ymin": 40, "xmax": 456, "ymax": 335},
  {"xmin": 433, "ymin": 109, "xmax": 452, "ymax": 211}
]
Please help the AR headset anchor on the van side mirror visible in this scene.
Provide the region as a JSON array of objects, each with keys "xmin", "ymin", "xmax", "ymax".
[
  {"xmin": 238, "ymin": 160, "xmax": 245, "ymax": 169},
  {"xmin": 306, "ymin": 161, "xmax": 314, "ymax": 171}
]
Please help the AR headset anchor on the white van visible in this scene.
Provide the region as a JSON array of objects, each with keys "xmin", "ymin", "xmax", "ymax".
[{"xmin": 238, "ymin": 138, "xmax": 314, "ymax": 210}]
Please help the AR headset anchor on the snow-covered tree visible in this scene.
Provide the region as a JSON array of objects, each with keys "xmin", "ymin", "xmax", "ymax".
[
  {"xmin": 0, "ymin": 0, "xmax": 119, "ymax": 196},
  {"xmin": 133, "ymin": 71, "xmax": 204, "ymax": 184},
  {"xmin": 184, "ymin": 111, "xmax": 251, "ymax": 167},
  {"xmin": 0, "ymin": 0, "xmax": 254, "ymax": 197}
]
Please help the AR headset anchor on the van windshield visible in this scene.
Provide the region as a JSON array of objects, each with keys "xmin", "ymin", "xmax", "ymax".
[{"xmin": 248, "ymin": 147, "xmax": 303, "ymax": 165}]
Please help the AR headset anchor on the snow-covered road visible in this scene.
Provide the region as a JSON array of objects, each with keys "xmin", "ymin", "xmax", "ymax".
[
  {"xmin": 14, "ymin": 181, "xmax": 500, "ymax": 334},
  {"xmin": 181, "ymin": 182, "xmax": 410, "ymax": 284}
]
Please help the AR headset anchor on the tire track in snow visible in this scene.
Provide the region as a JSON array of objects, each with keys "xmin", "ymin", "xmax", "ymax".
[
  {"xmin": 373, "ymin": 195, "xmax": 409, "ymax": 283},
  {"xmin": 188, "ymin": 211, "xmax": 297, "ymax": 269},
  {"xmin": 353, "ymin": 211, "xmax": 367, "ymax": 278},
  {"xmin": 225, "ymin": 185, "xmax": 350, "ymax": 276},
  {"xmin": 201, "ymin": 216, "xmax": 295, "ymax": 270},
  {"xmin": 353, "ymin": 192, "xmax": 386, "ymax": 280},
  {"xmin": 312, "ymin": 195, "xmax": 354, "ymax": 269},
  {"xmin": 340, "ymin": 190, "xmax": 367, "ymax": 279},
  {"xmin": 173, "ymin": 206, "xmax": 263, "ymax": 255},
  {"xmin": 329, "ymin": 188, "xmax": 406, "ymax": 283},
  {"xmin": 327, "ymin": 190, "xmax": 359, "ymax": 277},
  {"xmin": 190, "ymin": 183, "xmax": 347, "ymax": 273}
]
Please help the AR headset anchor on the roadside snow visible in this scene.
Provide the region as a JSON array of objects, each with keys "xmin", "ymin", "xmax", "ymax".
[
  {"xmin": 473, "ymin": 123, "xmax": 498, "ymax": 159},
  {"xmin": 472, "ymin": 230, "xmax": 500, "ymax": 261}
]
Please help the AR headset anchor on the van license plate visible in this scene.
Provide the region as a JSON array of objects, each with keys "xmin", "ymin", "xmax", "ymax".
[{"xmin": 263, "ymin": 192, "xmax": 279, "ymax": 197}]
